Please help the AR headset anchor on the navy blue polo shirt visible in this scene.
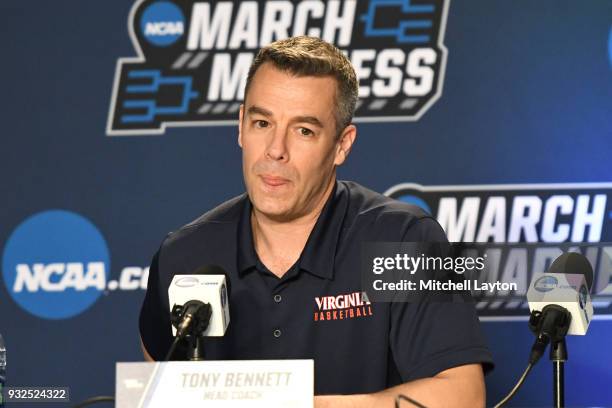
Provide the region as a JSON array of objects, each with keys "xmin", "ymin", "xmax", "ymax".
[{"xmin": 139, "ymin": 181, "xmax": 493, "ymax": 395}]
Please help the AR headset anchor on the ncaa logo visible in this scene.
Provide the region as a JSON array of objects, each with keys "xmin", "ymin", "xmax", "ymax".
[
  {"xmin": 140, "ymin": 1, "xmax": 185, "ymax": 47},
  {"xmin": 394, "ymin": 194, "xmax": 432, "ymax": 215},
  {"xmin": 1, "ymin": 210, "xmax": 110, "ymax": 319},
  {"xmin": 175, "ymin": 276, "xmax": 199, "ymax": 287},
  {"xmin": 534, "ymin": 276, "xmax": 558, "ymax": 293}
]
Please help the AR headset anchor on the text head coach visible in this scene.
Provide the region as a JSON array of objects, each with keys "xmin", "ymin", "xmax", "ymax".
[{"xmin": 139, "ymin": 36, "xmax": 493, "ymax": 407}]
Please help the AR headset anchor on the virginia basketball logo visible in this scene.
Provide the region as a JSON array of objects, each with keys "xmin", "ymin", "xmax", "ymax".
[
  {"xmin": 314, "ymin": 291, "xmax": 373, "ymax": 322},
  {"xmin": 107, "ymin": 0, "xmax": 450, "ymax": 136}
]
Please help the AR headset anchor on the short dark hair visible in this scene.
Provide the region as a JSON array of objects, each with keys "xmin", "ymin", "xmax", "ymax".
[{"xmin": 244, "ymin": 36, "xmax": 359, "ymax": 136}]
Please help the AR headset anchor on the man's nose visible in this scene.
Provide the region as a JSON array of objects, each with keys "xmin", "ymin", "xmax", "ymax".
[{"xmin": 265, "ymin": 126, "xmax": 289, "ymax": 161}]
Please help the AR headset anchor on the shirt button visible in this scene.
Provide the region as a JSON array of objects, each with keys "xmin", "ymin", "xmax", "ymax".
[
  {"xmin": 273, "ymin": 294, "xmax": 282, "ymax": 303},
  {"xmin": 273, "ymin": 329, "xmax": 282, "ymax": 338}
]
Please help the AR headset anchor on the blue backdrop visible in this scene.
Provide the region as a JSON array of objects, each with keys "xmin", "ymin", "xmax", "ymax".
[{"xmin": 1, "ymin": 1, "xmax": 611, "ymax": 406}]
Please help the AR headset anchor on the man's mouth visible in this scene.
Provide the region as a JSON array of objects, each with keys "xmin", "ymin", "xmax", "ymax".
[{"xmin": 260, "ymin": 175, "xmax": 291, "ymax": 187}]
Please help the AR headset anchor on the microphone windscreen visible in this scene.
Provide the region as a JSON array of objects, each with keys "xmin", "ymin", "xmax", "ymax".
[{"xmin": 548, "ymin": 252, "xmax": 593, "ymax": 291}]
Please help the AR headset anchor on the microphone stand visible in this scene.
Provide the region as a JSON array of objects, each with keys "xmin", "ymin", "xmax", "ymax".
[
  {"xmin": 168, "ymin": 300, "xmax": 212, "ymax": 361},
  {"xmin": 551, "ymin": 339, "xmax": 567, "ymax": 408},
  {"xmin": 186, "ymin": 333, "xmax": 206, "ymax": 361},
  {"xmin": 528, "ymin": 305, "xmax": 571, "ymax": 408},
  {"xmin": 495, "ymin": 305, "xmax": 572, "ymax": 408}
]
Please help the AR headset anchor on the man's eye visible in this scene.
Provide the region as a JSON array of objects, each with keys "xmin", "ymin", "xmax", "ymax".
[
  {"xmin": 254, "ymin": 120, "xmax": 269, "ymax": 128},
  {"xmin": 299, "ymin": 127, "xmax": 314, "ymax": 136}
]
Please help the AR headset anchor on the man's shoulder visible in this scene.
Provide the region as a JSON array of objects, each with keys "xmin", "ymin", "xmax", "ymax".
[
  {"xmin": 163, "ymin": 193, "xmax": 247, "ymax": 247},
  {"xmin": 341, "ymin": 181, "xmax": 446, "ymax": 241},
  {"xmin": 184, "ymin": 193, "xmax": 247, "ymax": 227},
  {"xmin": 341, "ymin": 180, "xmax": 430, "ymax": 220}
]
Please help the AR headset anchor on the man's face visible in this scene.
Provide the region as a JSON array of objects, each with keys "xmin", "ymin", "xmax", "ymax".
[{"xmin": 239, "ymin": 63, "xmax": 354, "ymax": 221}]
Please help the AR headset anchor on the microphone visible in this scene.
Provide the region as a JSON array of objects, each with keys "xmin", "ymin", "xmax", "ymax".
[
  {"xmin": 494, "ymin": 252, "xmax": 594, "ymax": 407},
  {"xmin": 526, "ymin": 252, "xmax": 593, "ymax": 367},
  {"xmin": 527, "ymin": 252, "xmax": 593, "ymax": 336},
  {"xmin": 165, "ymin": 265, "xmax": 231, "ymax": 360}
]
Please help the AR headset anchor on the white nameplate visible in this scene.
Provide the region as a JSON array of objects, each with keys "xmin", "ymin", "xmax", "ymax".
[{"xmin": 116, "ymin": 360, "xmax": 313, "ymax": 408}]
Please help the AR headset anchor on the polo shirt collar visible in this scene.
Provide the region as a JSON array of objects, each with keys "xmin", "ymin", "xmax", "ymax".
[{"xmin": 236, "ymin": 181, "xmax": 348, "ymax": 280}]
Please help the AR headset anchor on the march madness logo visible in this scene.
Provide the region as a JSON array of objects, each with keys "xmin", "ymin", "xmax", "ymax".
[
  {"xmin": 385, "ymin": 182, "xmax": 612, "ymax": 318},
  {"xmin": 107, "ymin": 0, "xmax": 450, "ymax": 136}
]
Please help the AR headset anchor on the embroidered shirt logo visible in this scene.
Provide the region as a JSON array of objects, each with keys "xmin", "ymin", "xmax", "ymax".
[{"xmin": 314, "ymin": 291, "xmax": 373, "ymax": 322}]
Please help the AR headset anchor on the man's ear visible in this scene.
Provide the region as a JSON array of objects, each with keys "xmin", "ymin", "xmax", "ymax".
[
  {"xmin": 334, "ymin": 124, "xmax": 357, "ymax": 166},
  {"xmin": 238, "ymin": 104, "xmax": 244, "ymax": 148}
]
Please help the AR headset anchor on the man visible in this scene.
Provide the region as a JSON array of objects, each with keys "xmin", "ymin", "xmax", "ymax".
[{"xmin": 140, "ymin": 36, "xmax": 493, "ymax": 407}]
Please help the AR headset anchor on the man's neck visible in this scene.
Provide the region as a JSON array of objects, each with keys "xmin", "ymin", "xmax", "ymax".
[{"xmin": 251, "ymin": 178, "xmax": 336, "ymax": 277}]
